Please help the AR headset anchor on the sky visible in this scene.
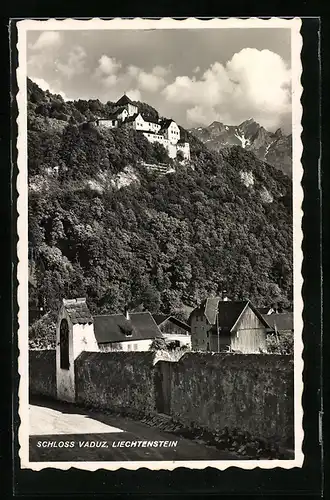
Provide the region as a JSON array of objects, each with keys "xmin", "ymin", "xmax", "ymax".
[{"xmin": 26, "ymin": 28, "xmax": 292, "ymax": 132}]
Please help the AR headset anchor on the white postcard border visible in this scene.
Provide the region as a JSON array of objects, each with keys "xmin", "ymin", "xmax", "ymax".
[{"xmin": 16, "ymin": 16, "xmax": 304, "ymax": 472}]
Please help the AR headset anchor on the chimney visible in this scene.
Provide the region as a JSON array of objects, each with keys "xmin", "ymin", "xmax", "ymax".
[
  {"xmin": 124, "ymin": 306, "xmax": 130, "ymax": 320},
  {"xmin": 222, "ymin": 290, "xmax": 230, "ymax": 302}
]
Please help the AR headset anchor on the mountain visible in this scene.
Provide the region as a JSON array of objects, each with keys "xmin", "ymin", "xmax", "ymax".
[
  {"xmin": 189, "ymin": 119, "xmax": 292, "ymax": 177},
  {"xmin": 26, "ymin": 78, "xmax": 293, "ymax": 335}
]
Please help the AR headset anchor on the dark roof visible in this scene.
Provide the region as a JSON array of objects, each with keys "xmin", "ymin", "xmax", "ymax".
[
  {"xmin": 263, "ymin": 313, "xmax": 293, "ymax": 332},
  {"xmin": 141, "ymin": 114, "xmax": 159, "ymax": 124},
  {"xmin": 152, "ymin": 314, "xmax": 191, "ymax": 333},
  {"xmin": 116, "ymin": 94, "xmax": 133, "ymax": 106},
  {"xmin": 159, "ymin": 118, "xmax": 174, "ymax": 129},
  {"xmin": 196, "ymin": 298, "xmax": 270, "ymax": 331},
  {"xmin": 153, "ymin": 314, "xmax": 170, "ymax": 326},
  {"xmin": 94, "ymin": 311, "xmax": 163, "ymax": 344},
  {"xmin": 63, "ymin": 298, "xmax": 93, "ymax": 325},
  {"xmin": 123, "ymin": 113, "xmax": 140, "ymax": 124}
]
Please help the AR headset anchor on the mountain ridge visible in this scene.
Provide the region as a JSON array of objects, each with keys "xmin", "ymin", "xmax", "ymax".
[{"xmin": 189, "ymin": 118, "xmax": 292, "ymax": 177}]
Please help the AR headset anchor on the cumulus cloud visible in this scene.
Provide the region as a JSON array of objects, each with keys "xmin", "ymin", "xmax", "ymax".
[
  {"xmin": 29, "ymin": 31, "xmax": 62, "ymax": 51},
  {"xmin": 162, "ymin": 48, "xmax": 291, "ymax": 131},
  {"xmin": 126, "ymin": 88, "xmax": 141, "ymax": 101},
  {"xmin": 56, "ymin": 46, "xmax": 87, "ymax": 79},
  {"xmin": 137, "ymin": 70, "xmax": 166, "ymax": 92},
  {"xmin": 97, "ymin": 55, "xmax": 122, "ymax": 75}
]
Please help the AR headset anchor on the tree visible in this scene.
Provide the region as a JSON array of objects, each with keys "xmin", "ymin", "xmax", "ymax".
[{"xmin": 149, "ymin": 337, "xmax": 168, "ymax": 351}]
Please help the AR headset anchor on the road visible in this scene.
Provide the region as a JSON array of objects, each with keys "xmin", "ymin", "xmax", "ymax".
[{"xmin": 29, "ymin": 400, "xmax": 240, "ymax": 462}]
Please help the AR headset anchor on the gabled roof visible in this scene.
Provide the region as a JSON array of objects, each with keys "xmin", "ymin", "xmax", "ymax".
[
  {"xmin": 262, "ymin": 313, "xmax": 293, "ymax": 332},
  {"xmin": 123, "ymin": 113, "xmax": 141, "ymax": 124},
  {"xmin": 152, "ymin": 314, "xmax": 191, "ymax": 333},
  {"xmin": 159, "ymin": 118, "xmax": 175, "ymax": 130},
  {"xmin": 62, "ymin": 298, "xmax": 93, "ymax": 325},
  {"xmin": 194, "ymin": 298, "xmax": 271, "ymax": 331},
  {"xmin": 94, "ymin": 311, "xmax": 163, "ymax": 344},
  {"xmin": 141, "ymin": 114, "xmax": 159, "ymax": 124},
  {"xmin": 116, "ymin": 94, "xmax": 133, "ymax": 106}
]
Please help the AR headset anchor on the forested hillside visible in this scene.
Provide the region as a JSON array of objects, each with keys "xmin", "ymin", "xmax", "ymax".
[{"xmin": 27, "ymin": 78, "xmax": 293, "ymax": 327}]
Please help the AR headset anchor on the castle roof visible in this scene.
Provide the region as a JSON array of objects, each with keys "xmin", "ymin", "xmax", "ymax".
[
  {"xmin": 123, "ymin": 113, "xmax": 140, "ymax": 124},
  {"xmin": 141, "ymin": 114, "xmax": 159, "ymax": 124},
  {"xmin": 159, "ymin": 118, "xmax": 175, "ymax": 129},
  {"xmin": 116, "ymin": 94, "xmax": 134, "ymax": 106}
]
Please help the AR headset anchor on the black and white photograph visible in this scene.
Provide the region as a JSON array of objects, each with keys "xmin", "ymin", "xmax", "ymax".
[{"xmin": 16, "ymin": 17, "xmax": 303, "ymax": 471}]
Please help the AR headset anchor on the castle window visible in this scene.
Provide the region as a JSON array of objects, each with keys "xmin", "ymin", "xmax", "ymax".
[{"xmin": 60, "ymin": 318, "xmax": 69, "ymax": 370}]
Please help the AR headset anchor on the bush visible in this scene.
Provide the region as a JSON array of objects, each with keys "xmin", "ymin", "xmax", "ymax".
[
  {"xmin": 266, "ymin": 332, "xmax": 293, "ymax": 355},
  {"xmin": 29, "ymin": 312, "xmax": 57, "ymax": 349}
]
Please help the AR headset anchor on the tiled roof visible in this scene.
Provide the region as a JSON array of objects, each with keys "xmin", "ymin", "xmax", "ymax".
[
  {"xmin": 263, "ymin": 313, "xmax": 293, "ymax": 332},
  {"xmin": 63, "ymin": 298, "xmax": 93, "ymax": 325},
  {"xmin": 94, "ymin": 311, "xmax": 163, "ymax": 344}
]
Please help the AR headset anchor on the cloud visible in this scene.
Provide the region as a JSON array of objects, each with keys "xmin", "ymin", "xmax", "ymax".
[
  {"xmin": 126, "ymin": 89, "xmax": 141, "ymax": 101},
  {"xmin": 29, "ymin": 31, "xmax": 62, "ymax": 51},
  {"xmin": 31, "ymin": 77, "xmax": 68, "ymax": 100},
  {"xmin": 97, "ymin": 55, "xmax": 122, "ymax": 75},
  {"xmin": 163, "ymin": 48, "xmax": 291, "ymax": 131},
  {"xmin": 56, "ymin": 46, "xmax": 87, "ymax": 79},
  {"xmin": 137, "ymin": 70, "xmax": 166, "ymax": 92}
]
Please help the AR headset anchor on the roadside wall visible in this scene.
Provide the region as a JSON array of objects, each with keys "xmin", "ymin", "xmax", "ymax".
[
  {"xmin": 29, "ymin": 349, "xmax": 57, "ymax": 399},
  {"xmin": 75, "ymin": 351, "xmax": 157, "ymax": 414},
  {"xmin": 168, "ymin": 353, "xmax": 294, "ymax": 447}
]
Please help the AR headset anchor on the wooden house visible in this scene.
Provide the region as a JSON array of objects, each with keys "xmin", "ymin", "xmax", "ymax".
[{"xmin": 189, "ymin": 298, "xmax": 271, "ymax": 353}]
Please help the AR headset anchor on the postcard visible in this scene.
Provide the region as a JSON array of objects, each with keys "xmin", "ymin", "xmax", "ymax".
[{"xmin": 15, "ymin": 17, "xmax": 303, "ymax": 471}]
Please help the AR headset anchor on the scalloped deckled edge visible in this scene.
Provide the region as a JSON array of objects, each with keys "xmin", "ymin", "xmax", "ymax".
[{"xmin": 16, "ymin": 17, "xmax": 304, "ymax": 472}]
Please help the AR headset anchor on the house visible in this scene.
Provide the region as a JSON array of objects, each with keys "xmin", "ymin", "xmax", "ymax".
[
  {"xmin": 189, "ymin": 298, "xmax": 270, "ymax": 353},
  {"xmin": 94, "ymin": 311, "xmax": 163, "ymax": 352},
  {"xmin": 262, "ymin": 313, "xmax": 293, "ymax": 335},
  {"xmin": 55, "ymin": 298, "xmax": 164, "ymax": 401},
  {"xmin": 115, "ymin": 94, "xmax": 138, "ymax": 117},
  {"xmin": 159, "ymin": 119, "xmax": 181, "ymax": 144},
  {"xmin": 152, "ymin": 314, "xmax": 191, "ymax": 348}
]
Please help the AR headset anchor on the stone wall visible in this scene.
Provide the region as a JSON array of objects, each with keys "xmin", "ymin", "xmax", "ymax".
[
  {"xmin": 29, "ymin": 349, "xmax": 57, "ymax": 399},
  {"xmin": 75, "ymin": 351, "xmax": 157, "ymax": 415},
  {"xmin": 168, "ymin": 353, "xmax": 294, "ymax": 447}
]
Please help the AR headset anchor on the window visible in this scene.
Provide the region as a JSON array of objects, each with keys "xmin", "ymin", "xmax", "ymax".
[
  {"xmin": 60, "ymin": 318, "xmax": 69, "ymax": 370},
  {"xmin": 127, "ymin": 344, "xmax": 131, "ymax": 351},
  {"xmin": 207, "ymin": 342, "xmax": 210, "ymax": 351},
  {"xmin": 133, "ymin": 344, "xmax": 138, "ymax": 351}
]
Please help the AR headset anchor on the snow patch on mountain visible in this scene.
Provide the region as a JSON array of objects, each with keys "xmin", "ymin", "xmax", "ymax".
[{"xmin": 235, "ymin": 132, "xmax": 250, "ymax": 149}]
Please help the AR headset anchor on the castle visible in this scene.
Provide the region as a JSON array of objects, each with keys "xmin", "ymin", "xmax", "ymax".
[{"xmin": 93, "ymin": 94, "xmax": 190, "ymax": 161}]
